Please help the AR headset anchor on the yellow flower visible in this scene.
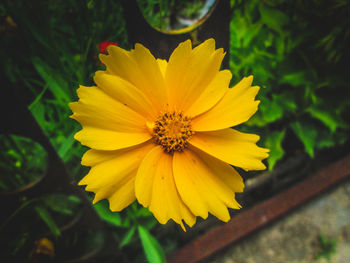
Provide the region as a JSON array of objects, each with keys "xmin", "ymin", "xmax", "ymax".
[{"xmin": 69, "ymin": 39, "xmax": 269, "ymax": 230}]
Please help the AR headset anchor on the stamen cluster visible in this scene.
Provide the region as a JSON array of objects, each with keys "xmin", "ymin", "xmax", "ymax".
[{"xmin": 153, "ymin": 111, "xmax": 194, "ymax": 153}]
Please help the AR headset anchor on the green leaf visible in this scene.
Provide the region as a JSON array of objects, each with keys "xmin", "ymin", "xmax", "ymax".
[
  {"xmin": 58, "ymin": 129, "xmax": 78, "ymax": 161},
  {"xmin": 32, "ymin": 57, "xmax": 71, "ymax": 102},
  {"xmin": 279, "ymin": 72, "xmax": 306, "ymax": 87},
  {"xmin": 94, "ymin": 200, "xmax": 122, "ymax": 227},
  {"xmin": 119, "ymin": 226, "xmax": 136, "ymax": 248},
  {"xmin": 138, "ymin": 225, "xmax": 165, "ymax": 263},
  {"xmin": 306, "ymin": 106, "xmax": 340, "ymax": 133},
  {"xmin": 30, "ymin": 101, "xmax": 46, "ymax": 128},
  {"xmin": 42, "ymin": 194, "xmax": 80, "ymax": 215},
  {"xmin": 136, "ymin": 207, "xmax": 153, "ymax": 217},
  {"xmin": 11, "ymin": 232, "xmax": 29, "ymax": 256},
  {"xmin": 245, "ymin": 111, "xmax": 268, "ymax": 127},
  {"xmin": 316, "ymin": 129, "xmax": 346, "ymax": 150},
  {"xmin": 273, "ymin": 93, "xmax": 297, "ymax": 112},
  {"xmin": 316, "ymin": 129, "xmax": 335, "ymax": 149},
  {"xmin": 260, "ymin": 97, "xmax": 284, "ymax": 123},
  {"xmin": 290, "ymin": 121, "xmax": 317, "ymax": 157},
  {"xmin": 275, "ymin": 35, "xmax": 285, "ymax": 57},
  {"xmin": 231, "ymin": 14, "xmax": 247, "ymax": 46},
  {"xmin": 243, "ymin": 22, "xmax": 262, "ymax": 47},
  {"xmin": 35, "ymin": 205, "xmax": 61, "ymax": 237},
  {"xmin": 264, "ymin": 130, "xmax": 285, "ymax": 170},
  {"xmin": 259, "ymin": 5, "xmax": 289, "ymax": 33},
  {"xmin": 252, "ymin": 63, "xmax": 275, "ymax": 82}
]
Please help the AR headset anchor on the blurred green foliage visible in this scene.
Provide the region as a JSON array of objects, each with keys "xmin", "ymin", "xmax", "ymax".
[
  {"xmin": 230, "ymin": 0, "xmax": 350, "ymax": 170},
  {"xmin": 0, "ymin": 193, "xmax": 82, "ymax": 261},
  {"xmin": 0, "ymin": 0, "xmax": 350, "ymax": 262},
  {"xmin": 315, "ymin": 233, "xmax": 337, "ymax": 261},
  {"xmin": 0, "ymin": 134, "xmax": 47, "ymax": 191}
]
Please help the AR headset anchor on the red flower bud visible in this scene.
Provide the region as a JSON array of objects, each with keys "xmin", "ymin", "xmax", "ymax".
[{"xmin": 97, "ymin": 40, "xmax": 118, "ymax": 54}]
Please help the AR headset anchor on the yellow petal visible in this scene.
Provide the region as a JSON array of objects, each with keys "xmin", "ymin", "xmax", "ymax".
[
  {"xmin": 173, "ymin": 149, "xmax": 239, "ymax": 222},
  {"xmin": 92, "ymin": 169, "xmax": 136, "ymax": 209},
  {"xmin": 100, "ymin": 44, "xmax": 165, "ymax": 112},
  {"xmin": 189, "ymin": 128, "xmax": 269, "ymax": 171},
  {"xmin": 81, "ymin": 142, "xmax": 152, "ymax": 166},
  {"xmin": 165, "ymin": 39, "xmax": 192, "ymax": 107},
  {"xmin": 191, "ymin": 146, "xmax": 244, "ymax": 194},
  {"xmin": 185, "ymin": 70, "xmax": 231, "ymax": 117},
  {"xmin": 166, "ymin": 39, "xmax": 225, "ymax": 111},
  {"xmin": 108, "ymin": 175, "xmax": 136, "ymax": 211},
  {"xmin": 81, "ymin": 149, "xmax": 118, "ymax": 167},
  {"xmin": 79, "ymin": 142, "xmax": 154, "ymax": 187},
  {"xmin": 129, "ymin": 43, "xmax": 167, "ymax": 109},
  {"xmin": 135, "ymin": 146, "xmax": 196, "ymax": 228},
  {"xmin": 100, "ymin": 45, "xmax": 139, "ymax": 84},
  {"xmin": 157, "ymin": 59, "xmax": 167, "ymax": 77},
  {"xmin": 74, "ymin": 127, "xmax": 151, "ymax": 150},
  {"xmin": 192, "ymin": 76, "xmax": 260, "ymax": 131},
  {"xmin": 69, "ymin": 85, "xmax": 147, "ymax": 132},
  {"xmin": 82, "ymin": 143, "xmax": 154, "ymax": 211},
  {"xmin": 171, "ymin": 151, "xmax": 208, "ymax": 219},
  {"xmin": 93, "ymin": 71, "xmax": 158, "ymax": 119},
  {"xmin": 181, "ymin": 48, "xmax": 225, "ymax": 112},
  {"xmin": 179, "ymin": 42, "xmax": 224, "ymax": 112}
]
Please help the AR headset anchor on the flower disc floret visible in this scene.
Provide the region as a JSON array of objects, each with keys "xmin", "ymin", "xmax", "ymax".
[{"xmin": 153, "ymin": 111, "xmax": 194, "ymax": 153}]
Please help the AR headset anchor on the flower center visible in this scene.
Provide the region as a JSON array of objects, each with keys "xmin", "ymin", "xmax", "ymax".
[{"xmin": 153, "ymin": 111, "xmax": 194, "ymax": 153}]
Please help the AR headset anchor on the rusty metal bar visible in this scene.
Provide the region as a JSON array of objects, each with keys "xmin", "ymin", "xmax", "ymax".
[{"xmin": 167, "ymin": 154, "xmax": 350, "ymax": 263}]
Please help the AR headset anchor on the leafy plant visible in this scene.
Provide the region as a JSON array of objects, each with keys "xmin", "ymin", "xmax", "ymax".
[
  {"xmin": 315, "ymin": 234, "xmax": 337, "ymax": 261},
  {"xmin": 138, "ymin": 225, "xmax": 166, "ymax": 263},
  {"xmin": 0, "ymin": 194, "xmax": 82, "ymax": 261},
  {"xmin": 94, "ymin": 200, "xmax": 164, "ymax": 262},
  {"xmin": 230, "ymin": 0, "xmax": 350, "ymax": 169},
  {"xmin": 0, "ymin": 134, "xmax": 48, "ymax": 191}
]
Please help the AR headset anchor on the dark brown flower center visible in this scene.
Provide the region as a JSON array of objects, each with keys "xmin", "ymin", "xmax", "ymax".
[{"xmin": 153, "ymin": 111, "xmax": 194, "ymax": 153}]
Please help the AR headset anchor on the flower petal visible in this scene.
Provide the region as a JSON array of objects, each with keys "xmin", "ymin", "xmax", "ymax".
[
  {"xmin": 81, "ymin": 143, "xmax": 154, "ymax": 211},
  {"xmin": 108, "ymin": 175, "xmax": 137, "ymax": 211},
  {"xmin": 165, "ymin": 39, "xmax": 192, "ymax": 107},
  {"xmin": 93, "ymin": 71, "xmax": 158, "ymax": 119},
  {"xmin": 135, "ymin": 146, "xmax": 196, "ymax": 229},
  {"xmin": 192, "ymin": 76, "xmax": 260, "ymax": 131},
  {"xmin": 185, "ymin": 70, "xmax": 232, "ymax": 117},
  {"xmin": 69, "ymin": 85, "xmax": 147, "ymax": 132},
  {"xmin": 129, "ymin": 44, "xmax": 167, "ymax": 108},
  {"xmin": 179, "ymin": 45, "xmax": 224, "ymax": 112},
  {"xmin": 157, "ymin": 59, "xmax": 167, "ymax": 77},
  {"xmin": 165, "ymin": 39, "xmax": 225, "ymax": 111},
  {"xmin": 100, "ymin": 44, "xmax": 166, "ymax": 112},
  {"xmin": 189, "ymin": 128, "xmax": 269, "ymax": 171},
  {"xmin": 173, "ymin": 149, "xmax": 241, "ymax": 222},
  {"xmin": 74, "ymin": 127, "xmax": 151, "ymax": 150},
  {"xmin": 99, "ymin": 45, "xmax": 139, "ymax": 85},
  {"xmin": 79, "ymin": 142, "xmax": 154, "ymax": 187},
  {"xmin": 81, "ymin": 143, "xmax": 152, "ymax": 167},
  {"xmin": 191, "ymin": 146, "xmax": 244, "ymax": 194},
  {"xmin": 81, "ymin": 149, "xmax": 118, "ymax": 167},
  {"xmin": 92, "ymin": 170, "xmax": 136, "ymax": 212}
]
